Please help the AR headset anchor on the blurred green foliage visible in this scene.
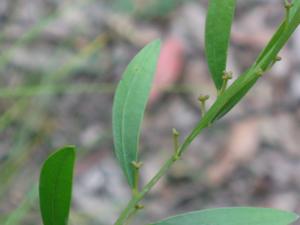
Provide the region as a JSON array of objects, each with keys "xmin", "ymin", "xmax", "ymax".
[{"xmin": 111, "ymin": 0, "xmax": 191, "ymax": 18}]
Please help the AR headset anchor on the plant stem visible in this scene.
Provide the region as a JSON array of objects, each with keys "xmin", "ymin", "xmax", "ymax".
[
  {"xmin": 124, "ymin": 208, "xmax": 139, "ymax": 225},
  {"xmin": 113, "ymin": 8, "xmax": 300, "ymax": 225},
  {"xmin": 114, "ymin": 118, "xmax": 209, "ymax": 225},
  {"xmin": 113, "ymin": 66, "xmax": 278, "ymax": 225},
  {"xmin": 114, "ymin": 156, "xmax": 176, "ymax": 225},
  {"xmin": 113, "ymin": 67, "xmax": 280, "ymax": 225}
]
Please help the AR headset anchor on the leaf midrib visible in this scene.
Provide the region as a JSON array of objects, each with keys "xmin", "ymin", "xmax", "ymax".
[
  {"xmin": 50, "ymin": 153, "xmax": 68, "ymax": 225},
  {"xmin": 119, "ymin": 49, "xmax": 152, "ymax": 184}
]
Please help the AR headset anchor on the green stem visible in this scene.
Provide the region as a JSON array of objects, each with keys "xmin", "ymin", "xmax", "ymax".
[
  {"xmin": 132, "ymin": 171, "xmax": 139, "ymax": 196},
  {"xmin": 123, "ymin": 208, "xmax": 139, "ymax": 225},
  {"xmin": 114, "ymin": 119, "xmax": 209, "ymax": 225},
  {"xmin": 114, "ymin": 157, "xmax": 177, "ymax": 225},
  {"xmin": 114, "ymin": 67, "xmax": 278, "ymax": 225},
  {"xmin": 113, "ymin": 65, "xmax": 278, "ymax": 225},
  {"xmin": 113, "ymin": 6, "xmax": 300, "ymax": 225},
  {"xmin": 172, "ymin": 128, "xmax": 180, "ymax": 155}
]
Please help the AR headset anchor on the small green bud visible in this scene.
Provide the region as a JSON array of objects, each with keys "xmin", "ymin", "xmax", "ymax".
[
  {"xmin": 256, "ymin": 68, "xmax": 264, "ymax": 77},
  {"xmin": 135, "ymin": 204, "xmax": 144, "ymax": 210},
  {"xmin": 172, "ymin": 128, "xmax": 179, "ymax": 137},
  {"xmin": 284, "ymin": 0, "xmax": 293, "ymax": 9},
  {"xmin": 198, "ymin": 95, "xmax": 210, "ymax": 103},
  {"xmin": 222, "ymin": 71, "xmax": 233, "ymax": 81},
  {"xmin": 275, "ymin": 55, "xmax": 282, "ymax": 61},
  {"xmin": 172, "ymin": 154, "xmax": 180, "ymax": 162},
  {"xmin": 131, "ymin": 161, "xmax": 143, "ymax": 169}
]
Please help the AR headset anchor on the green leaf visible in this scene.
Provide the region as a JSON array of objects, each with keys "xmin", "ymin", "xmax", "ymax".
[
  {"xmin": 289, "ymin": 0, "xmax": 300, "ymax": 24},
  {"xmin": 39, "ymin": 146, "xmax": 76, "ymax": 225},
  {"xmin": 255, "ymin": 21, "xmax": 285, "ymax": 67},
  {"xmin": 256, "ymin": 0, "xmax": 300, "ymax": 70},
  {"xmin": 205, "ymin": 0, "xmax": 236, "ymax": 90},
  {"xmin": 214, "ymin": 76, "xmax": 257, "ymax": 121},
  {"xmin": 213, "ymin": 0, "xmax": 300, "ymax": 122},
  {"xmin": 112, "ymin": 40, "xmax": 161, "ymax": 187},
  {"xmin": 150, "ymin": 207, "xmax": 299, "ymax": 225}
]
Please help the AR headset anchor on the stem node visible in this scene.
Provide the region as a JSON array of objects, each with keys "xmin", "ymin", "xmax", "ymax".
[
  {"xmin": 275, "ymin": 55, "xmax": 282, "ymax": 62},
  {"xmin": 172, "ymin": 154, "xmax": 180, "ymax": 162},
  {"xmin": 198, "ymin": 95, "xmax": 210, "ymax": 115},
  {"xmin": 218, "ymin": 71, "xmax": 233, "ymax": 96},
  {"xmin": 256, "ymin": 68, "xmax": 264, "ymax": 77},
  {"xmin": 284, "ymin": 0, "xmax": 293, "ymax": 10},
  {"xmin": 135, "ymin": 204, "xmax": 144, "ymax": 210},
  {"xmin": 131, "ymin": 161, "xmax": 143, "ymax": 169}
]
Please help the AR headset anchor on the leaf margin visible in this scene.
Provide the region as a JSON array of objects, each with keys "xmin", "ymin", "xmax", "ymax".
[
  {"xmin": 112, "ymin": 39, "xmax": 161, "ymax": 187},
  {"xmin": 39, "ymin": 145, "xmax": 76, "ymax": 225},
  {"xmin": 149, "ymin": 207, "xmax": 299, "ymax": 225},
  {"xmin": 205, "ymin": 0, "xmax": 237, "ymax": 90}
]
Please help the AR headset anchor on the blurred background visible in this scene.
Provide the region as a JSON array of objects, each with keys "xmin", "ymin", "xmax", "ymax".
[{"xmin": 0, "ymin": 0, "xmax": 300, "ymax": 224}]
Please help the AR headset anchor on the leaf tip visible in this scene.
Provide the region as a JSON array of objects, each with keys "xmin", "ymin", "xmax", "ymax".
[
  {"xmin": 287, "ymin": 211, "xmax": 299, "ymax": 223},
  {"xmin": 61, "ymin": 145, "xmax": 76, "ymax": 155},
  {"xmin": 148, "ymin": 39, "xmax": 162, "ymax": 52},
  {"xmin": 55, "ymin": 145, "xmax": 76, "ymax": 156},
  {"xmin": 40, "ymin": 145, "xmax": 77, "ymax": 174},
  {"xmin": 152, "ymin": 38, "xmax": 162, "ymax": 46}
]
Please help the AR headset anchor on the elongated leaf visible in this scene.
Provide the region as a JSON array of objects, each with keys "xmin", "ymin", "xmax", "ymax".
[
  {"xmin": 209, "ymin": 68, "xmax": 257, "ymax": 122},
  {"xmin": 205, "ymin": 0, "xmax": 236, "ymax": 90},
  {"xmin": 214, "ymin": 76, "xmax": 257, "ymax": 121},
  {"xmin": 39, "ymin": 146, "xmax": 76, "ymax": 225},
  {"xmin": 256, "ymin": 0, "xmax": 300, "ymax": 69},
  {"xmin": 289, "ymin": 0, "xmax": 300, "ymax": 29},
  {"xmin": 214, "ymin": 0, "xmax": 300, "ymax": 121},
  {"xmin": 255, "ymin": 21, "xmax": 285, "ymax": 66},
  {"xmin": 150, "ymin": 207, "xmax": 299, "ymax": 225},
  {"xmin": 287, "ymin": 0, "xmax": 300, "ymax": 23},
  {"xmin": 113, "ymin": 40, "xmax": 161, "ymax": 187}
]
